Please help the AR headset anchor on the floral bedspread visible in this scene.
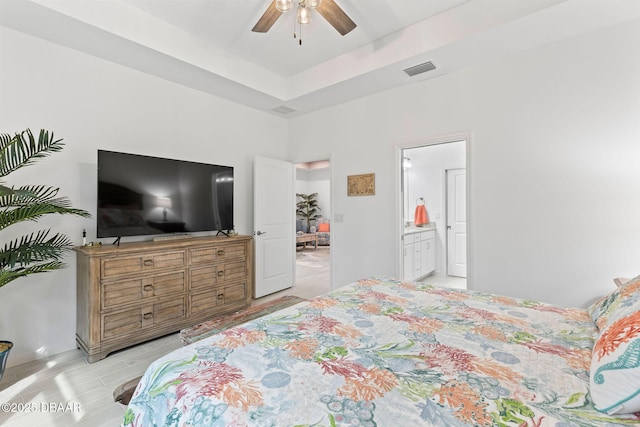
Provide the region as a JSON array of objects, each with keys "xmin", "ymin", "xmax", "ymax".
[{"xmin": 123, "ymin": 278, "xmax": 640, "ymax": 426}]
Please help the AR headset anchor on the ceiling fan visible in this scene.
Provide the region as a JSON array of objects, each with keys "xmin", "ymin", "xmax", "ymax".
[{"xmin": 252, "ymin": 0, "xmax": 356, "ymax": 42}]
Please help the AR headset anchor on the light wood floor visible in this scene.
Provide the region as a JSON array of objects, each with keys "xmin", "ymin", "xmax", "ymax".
[{"xmin": 0, "ymin": 248, "xmax": 468, "ymax": 426}]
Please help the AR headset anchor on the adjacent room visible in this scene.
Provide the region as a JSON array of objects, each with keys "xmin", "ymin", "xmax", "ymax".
[
  {"xmin": 1, "ymin": 1, "xmax": 640, "ymax": 425},
  {"xmin": 295, "ymin": 160, "xmax": 331, "ymax": 296}
]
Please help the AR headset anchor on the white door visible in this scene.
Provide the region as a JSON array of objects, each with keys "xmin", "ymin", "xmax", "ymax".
[
  {"xmin": 447, "ymin": 168, "xmax": 467, "ymax": 278},
  {"xmin": 254, "ymin": 156, "xmax": 295, "ymax": 298}
]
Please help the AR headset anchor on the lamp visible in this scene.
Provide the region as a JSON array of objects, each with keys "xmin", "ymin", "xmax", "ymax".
[{"xmin": 156, "ymin": 197, "xmax": 172, "ymax": 222}]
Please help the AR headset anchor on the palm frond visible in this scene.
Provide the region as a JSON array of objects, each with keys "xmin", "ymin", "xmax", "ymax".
[
  {"xmin": 0, "ymin": 185, "xmax": 59, "ymax": 206},
  {"xmin": 0, "ymin": 185, "xmax": 90, "ymax": 231},
  {"xmin": 0, "ymin": 129, "xmax": 64, "ymax": 178},
  {"xmin": 0, "ymin": 184, "xmax": 14, "ymax": 197},
  {"xmin": 0, "ymin": 260, "xmax": 67, "ymax": 288},
  {"xmin": 0, "ymin": 230, "xmax": 73, "ymax": 270},
  {"xmin": 0, "ymin": 127, "xmax": 90, "ymax": 289}
]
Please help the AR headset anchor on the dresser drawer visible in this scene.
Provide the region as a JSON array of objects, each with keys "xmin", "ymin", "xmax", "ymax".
[
  {"xmin": 101, "ymin": 296, "xmax": 186, "ymax": 340},
  {"xmin": 190, "ymin": 244, "xmax": 246, "ymax": 265},
  {"xmin": 189, "ymin": 261, "xmax": 247, "ymax": 291},
  {"xmin": 101, "ymin": 251, "xmax": 185, "ymax": 280},
  {"xmin": 101, "ymin": 271, "xmax": 186, "ymax": 310},
  {"xmin": 190, "ymin": 282, "xmax": 246, "ymax": 316},
  {"xmin": 152, "ymin": 296, "xmax": 187, "ymax": 325},
  {"xmin": 220, "ymin": 261, "xmax": 247, "ymax": 282},
  {"xmin": 220, "ymin": 281, "xmax": 247, "ymax": 303},
  {"xmin": 190, "ymin": 265, "xmax": 218, "ymax": 291},
  {"xmin": 101, "ymin": 306, "xmax": 143, "ymax": 340}
]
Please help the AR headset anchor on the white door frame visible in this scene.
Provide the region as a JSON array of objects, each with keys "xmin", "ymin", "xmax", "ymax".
[
  {"xmin": 396, "ymin": 132, "xmax": 473, "ymax": 289},
  {"xmin": 292, "ymin": 153, "xmax": 336, "ymax": 291}
]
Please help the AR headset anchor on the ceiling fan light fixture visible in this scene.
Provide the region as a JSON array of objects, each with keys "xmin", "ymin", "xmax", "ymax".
[
  {"xmin": 297, "ymin": 5, "xmax": 312, "ymax": 24},
  {"xmin": 275, "ymin": 0, "xmax": 293, "ymax": 12},
  {"xmin": 252, "ymin": 0, "xmax": 356, "ymax": 41}
]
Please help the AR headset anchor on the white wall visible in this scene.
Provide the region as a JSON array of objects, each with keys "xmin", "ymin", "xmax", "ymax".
[
  {"xmin": 0, "ymin": 27, "xmax": 288, "ymax": 367},
  {"xmin": 288, "ymin": 18, "xmax": 640, "ymax": 309}
]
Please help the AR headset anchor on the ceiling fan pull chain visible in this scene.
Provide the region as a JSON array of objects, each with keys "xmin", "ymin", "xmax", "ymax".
[{"xmin": 293, "ymin": 5, "xmax": 297, "ymax": 39}]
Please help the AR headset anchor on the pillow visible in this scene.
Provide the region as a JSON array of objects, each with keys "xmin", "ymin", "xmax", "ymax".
[
  {"xmin": 589, "ymin": 275, "xmax": 640, "ymax": 414},
  {"xmin": 589, "ymin": 275, "xmax": 640, "ymax": 330},
  {"xmin": 589, "ymin": 292, "xmax": 617, "ymax": 331},
  {"xmin": 318, "ymin": 223, "xmax": 330, "ymax": 232}
]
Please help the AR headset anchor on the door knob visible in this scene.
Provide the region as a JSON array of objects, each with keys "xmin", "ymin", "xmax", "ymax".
[{"xmin": 256, "ymin": 230, "xmax": 267, "ymax": 236}]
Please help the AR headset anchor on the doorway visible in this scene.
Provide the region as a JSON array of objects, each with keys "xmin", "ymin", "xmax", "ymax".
[
  {"xmin": 294, "ymin": 160, "xmax": 331, "ymax": 298},
  {"xmin": 401, "ymin": 139, "xmax": 468, "ymax": 288}
]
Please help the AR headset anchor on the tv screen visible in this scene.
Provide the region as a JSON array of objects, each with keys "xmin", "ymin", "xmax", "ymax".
[{"xmin": 97, "ymin": 150, "xmax": 233, "ymax": 238}]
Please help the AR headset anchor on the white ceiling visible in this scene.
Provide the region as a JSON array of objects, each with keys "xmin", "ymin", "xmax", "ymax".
[
  {"xmin": 121, "ymin": 0, "xmax": 471, "ymax": 77},
  {"xmin": 2, "ymin": 0, "xmax": 640, "ymax": 117}
]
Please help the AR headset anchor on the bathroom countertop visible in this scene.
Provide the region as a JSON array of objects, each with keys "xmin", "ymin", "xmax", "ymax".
[{"xmin": 404, "ymin": 223, "xmax": 436, "ymax": 235}]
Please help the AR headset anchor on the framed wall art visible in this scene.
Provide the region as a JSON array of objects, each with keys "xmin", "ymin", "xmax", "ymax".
[{"xmin": 347, "ymin": 173, "xmax": 375, "ymax": 196}]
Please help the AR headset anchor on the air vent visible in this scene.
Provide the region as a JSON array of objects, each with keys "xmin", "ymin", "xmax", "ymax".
[
  {"xmin": 403, "ymin": 61, "xmax": 436, "ymax": 77},
  {"xmin": 271, "ymin": 105, "xmax": 297, "ymax": 115}
]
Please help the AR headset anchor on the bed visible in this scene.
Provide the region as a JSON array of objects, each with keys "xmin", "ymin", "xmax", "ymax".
[{"xmin": 122, "ymin": 277, "xmax": 640, "ymax": 426}]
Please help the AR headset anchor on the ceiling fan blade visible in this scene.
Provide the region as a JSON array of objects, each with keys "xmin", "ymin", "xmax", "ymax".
[
  {"xmin": 316, "ymin": 0, "xmax": 356, "ymax": 36},
  {"xmin": 252, "ymin": 1, "xmax": 282, "ymax": 33}
]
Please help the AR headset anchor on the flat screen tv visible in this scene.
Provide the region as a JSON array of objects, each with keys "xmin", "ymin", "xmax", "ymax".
[{"xmin": 97, "ymin": 150, "xmax": 233, "ymax": 239}]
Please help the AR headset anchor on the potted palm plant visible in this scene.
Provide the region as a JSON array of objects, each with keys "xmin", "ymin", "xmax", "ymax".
[
  {"xmin": 296, "ymin": 192, "xmax": 321, "ymax": 233},
  {"xmin": 0, "ymin": 129, "xmax": 90, "ymax": 380}
]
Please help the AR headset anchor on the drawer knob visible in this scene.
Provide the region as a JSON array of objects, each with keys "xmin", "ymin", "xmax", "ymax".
[
  {"xmin": 143, "ymin": 285, "xmax": 154, "ymax": 291},
  {"xmin": 217, "ymin": 293, "xmax": 224, "ymax": 300},
  {"xmin": 217, "ymin": 249, "xmax": 225, "ymax": 256},
  {"xmin": 217, "ymin": 271, "xmax": 224, "ymax": 277},
  {"xmin": 143, "ymin": 312, "xmax": 153, "ymax": 320},
  {"xmin": 143, "ymin": 259, "xmax": 153, "ymax": 266}
]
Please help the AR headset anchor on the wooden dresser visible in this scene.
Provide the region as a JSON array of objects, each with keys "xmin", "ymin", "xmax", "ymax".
[{"xmin": 74, "ymin": 235, "xmax": 252, "ymax": 362}]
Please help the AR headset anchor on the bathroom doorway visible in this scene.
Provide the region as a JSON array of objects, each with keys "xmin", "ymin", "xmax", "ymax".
[{"xmin": 401, "ymin": 139, "xmax": 468, "ymax": 288}]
